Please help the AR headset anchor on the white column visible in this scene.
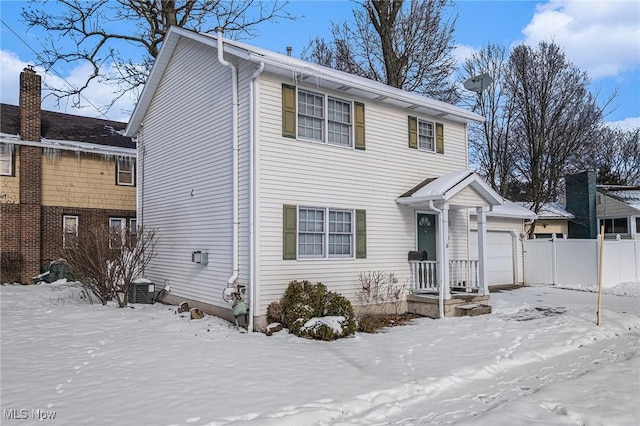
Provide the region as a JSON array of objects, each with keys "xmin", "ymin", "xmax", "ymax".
[{"xmin": 476, "ymin": 206, "xmax": 489, "ymax": 296}]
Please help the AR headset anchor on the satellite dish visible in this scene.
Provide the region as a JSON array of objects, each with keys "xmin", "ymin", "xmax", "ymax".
[{"xmin": 464, "ymin": 73, "xmax": 493, "ymax": 93}]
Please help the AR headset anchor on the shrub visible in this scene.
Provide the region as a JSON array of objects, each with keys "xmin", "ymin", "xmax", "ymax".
[{"xmin": 277, "ymin": 280, "xmax": 357, "ymax": 340}]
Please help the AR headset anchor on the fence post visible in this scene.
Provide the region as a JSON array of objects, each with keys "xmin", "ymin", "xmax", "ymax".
[{"xmin": 551, "ymin": 234, "xmax": 557, "ymax": 285}]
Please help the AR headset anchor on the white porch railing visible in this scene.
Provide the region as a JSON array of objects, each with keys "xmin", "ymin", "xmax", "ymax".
[
  {"xmin": 449, "ymin": 260, "xmax": 479, "ymax": 291},
  {"xmin": 409, "ymin": 260, "xmax": 480, "ymax": 293},
  {"xmin": 409, "ymin": 260, "xmax": 438, "ymax": 293}
]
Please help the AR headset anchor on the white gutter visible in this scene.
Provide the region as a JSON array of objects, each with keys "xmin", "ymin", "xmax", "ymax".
[
  {"xmin": 428, "ymin": 200, "xmax": 445, "ymax": 319},
  {"xmin": 216, "ymin": 28, "xmax": 240, "ymax": 290},
  {"xmin": 0, "ymin": 135, "xmax": 135, "ymax": 157},
  {"xmin": 248, "ymin": 61, "xmax": 264, "ymax": 332}
]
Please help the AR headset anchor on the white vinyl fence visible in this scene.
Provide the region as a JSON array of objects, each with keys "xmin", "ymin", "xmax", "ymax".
[{"xmin": 524, "ymin": 236, "xmax": 640, "ymax": 288}]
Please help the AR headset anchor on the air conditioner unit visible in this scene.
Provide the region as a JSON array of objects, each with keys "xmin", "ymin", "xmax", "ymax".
[{"xmin": 129, "ymin": 279, "xmax": 155, "ymax": 304}]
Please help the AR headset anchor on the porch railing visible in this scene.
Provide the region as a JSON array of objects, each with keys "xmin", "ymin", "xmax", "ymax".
[
  {"xmin": 409, "ymin": 260, "xmax": 438, "ymax": 293},
  {"xmin": 409, "ymin": 259, "xmax": 480, "ymax": 293},
  {"xmin": 449, "ymin": 260, "xmax": 479, "ymax": 291}
]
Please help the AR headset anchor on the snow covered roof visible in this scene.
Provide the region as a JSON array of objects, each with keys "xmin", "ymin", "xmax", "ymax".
[
  {"xmin": 0, "ymin": 104, "xmax": 135, "ymax": 157},
  {"xmin": 597, "ymin": 185, "xmax": 640, "ymax": 211},
  {"xmin": 397, "ymin": 171, "xmax": 503, "ymax": 207},
  {"xmin": 470, "ymin": 199, "xmax": 537, "ymax": 220},
  {"xmin": 513, "ymin": 202, "xmax": 575, "ymax": 219},
  {"xmin": 126, "ymin": 27, "xmax": 484, "ymax": 137}
]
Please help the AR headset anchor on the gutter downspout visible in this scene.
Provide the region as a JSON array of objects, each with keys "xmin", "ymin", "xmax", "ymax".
[
  {"xmin": 248, "ymin": 61, "xmax": 264, "ymax": 332},
  {"xmin": 429, "ymin": 200, "xmax": 445, "ymax": 319},
  {"xmin": 216, "ymin": 28, "xmax": 240, "ymax": 291}
]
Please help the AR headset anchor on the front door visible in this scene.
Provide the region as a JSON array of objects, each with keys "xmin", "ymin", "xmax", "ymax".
[{"xmin": 417, "ymin": 213, "xmax": 437, "ymax": 261}]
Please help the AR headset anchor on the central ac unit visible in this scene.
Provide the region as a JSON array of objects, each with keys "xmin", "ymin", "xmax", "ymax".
[{"xmin": 129, "ymin": 279, "xmax": 155, "ymax": 304}]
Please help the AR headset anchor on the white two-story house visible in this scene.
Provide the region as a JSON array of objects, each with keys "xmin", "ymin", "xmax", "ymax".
[{"xmin": 126, "ymin": 26, "xmax": 515, "ymax": 330}]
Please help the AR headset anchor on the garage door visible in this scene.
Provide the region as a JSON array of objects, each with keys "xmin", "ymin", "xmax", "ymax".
[{"xmin": 469, "ymin": 231, "xmax": 515, "ymax": 285}]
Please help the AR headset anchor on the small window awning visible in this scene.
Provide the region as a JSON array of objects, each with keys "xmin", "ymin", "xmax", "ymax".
[{"xmin": 396, "ymin": 171, "xmax": 504, "ymax": 208}]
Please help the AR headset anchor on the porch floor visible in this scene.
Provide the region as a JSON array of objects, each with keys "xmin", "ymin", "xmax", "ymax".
[{"xmin": 407, "ymin": 292, "xmax": 491, "ymax": 319}]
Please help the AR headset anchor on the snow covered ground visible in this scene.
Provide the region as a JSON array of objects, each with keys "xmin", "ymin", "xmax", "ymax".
[{"xmin": 1, "ymin": 281, "xmax": 639, "ymax": 425}]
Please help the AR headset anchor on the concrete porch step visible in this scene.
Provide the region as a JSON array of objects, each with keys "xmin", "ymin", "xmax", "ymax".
[{"xmin": 455, "ymin": 303, "xmax": 492, "ymax": 317}]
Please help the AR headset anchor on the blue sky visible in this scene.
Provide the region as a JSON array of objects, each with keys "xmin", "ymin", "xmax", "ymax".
[{"xmin": 1, "ymin": 0, "xmax": 638, "ymax": 128}]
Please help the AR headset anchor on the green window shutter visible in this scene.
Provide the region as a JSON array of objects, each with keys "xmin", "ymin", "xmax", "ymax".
[
  {"xmin": 355, "ymin": 209, "xmax": 367, "ymax": 259},
  {"xmin": 282, "ymin": 84, "xmax": 296, "ymax": 138},
  {"xmin": 354, "ymin": 102, "xmax": 366, "ymax": 150},
  {"xmin": 436, "ymin": 122, "xmax": 444, "ymax": 154},
  {"xmin": 408, "ymin": 116, "xmax": 418, "ymax": 149},
  {"xmin": 283, "ymin": 205, "xmax": 297, "ymax": 260}
]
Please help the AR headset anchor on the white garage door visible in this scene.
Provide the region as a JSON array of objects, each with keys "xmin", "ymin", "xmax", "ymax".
[{"xmin": 470, "ymin": 231, "xmax": 515, "ymax": 285}]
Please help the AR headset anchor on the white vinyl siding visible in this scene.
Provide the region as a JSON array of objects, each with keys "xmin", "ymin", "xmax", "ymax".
[
  {"xmin": 257, "ymin": 73, "xmax": 468, "ymax": 313},
  {"xmin": 136, "ymin": 37, "xmax": 252, "ymax": 308}
]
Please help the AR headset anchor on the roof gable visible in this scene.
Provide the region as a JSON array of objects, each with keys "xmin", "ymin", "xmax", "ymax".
[
  {"xmin": 126, "ymin": 26, "xmax": 483, "ymax": 136},
  {"xmin": 597, "ymin": 186, "xmax": 640, "ymax": 212}
]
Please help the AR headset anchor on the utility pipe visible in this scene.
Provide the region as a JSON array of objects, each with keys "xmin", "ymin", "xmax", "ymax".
[
  {"xmin": 216, "ymin": 28, "xmax": 240, "ymax": 291},
  {"xmin": 248, "ymin": 61, "xmax": 264, "ymax": 332}
]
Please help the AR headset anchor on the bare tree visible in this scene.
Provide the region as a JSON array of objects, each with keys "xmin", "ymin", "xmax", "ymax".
[
  {"xmin": 63, "ymin": 225, "xmax": 157, "ymax": 306},
  {"xmin": 22, "ymin": 0, "xmax": 293, "ymax": 109},
  {"xmin": 304, "ymin": 0, "xmax": 459, "ymax": 102},
  {"xmin": 461, "ymin": 43, "xmax": 516, "ymax": 197},
  {"xmin": 578, "ymin": 126, "xmax": 640, "ymax": 186},
  {"xmin": 505, "ymin": 41, "xmax": 602, "ymax": 235}
]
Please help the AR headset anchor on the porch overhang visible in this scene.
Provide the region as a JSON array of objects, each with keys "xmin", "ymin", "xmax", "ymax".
[{"xmin": 395, "ymin": 171, "xmax": 503, "ymax": 208}]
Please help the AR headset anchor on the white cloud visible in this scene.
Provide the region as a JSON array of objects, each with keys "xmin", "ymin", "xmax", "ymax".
[
  {"xmin": 522, "ymin": 0, "xmax": 640, "ymax": 79},
  {"xmin": 0, "ymin": 49, "xmax": 137, "ymax": 123},
  {"xmin": 452, "ymin": 44, "xmax": 478, "ymax": 67},
  {"xmin": 606, "ymin": 116, "xmax": 640, "ymax": 130}
]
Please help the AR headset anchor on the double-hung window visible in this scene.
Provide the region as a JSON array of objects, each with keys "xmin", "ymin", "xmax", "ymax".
[
  {"xmin": 298, "ymin": 89, "xmax": 353, "ymax": 147},
  {"xmin": 418, "ymin": 119, "xmax": 435, "ymax": 151},
  {"xmin": 63, "ymin": 216, "xmax": 79, "ymax": 248},
  {"xmin": 109, "ymin": 218, "xmax": 126, "ymax": 247},
  {"xmin": 117, "ymin": 157, "xmax": 135, "ymax": 186},
  {"xmin": 0, "ymin": 143, "xmax": 14, "ymax": 176},
  {"xmin": 600, "ymin": 217, "xmax": 628, "ymax": 235},
  {"xmin": 129, "ymin": 218, "xmax": 138, "ymax": 246},
  {"xmin": 298, "ymin": 207, "xmax": 353, "ymax": 258}
]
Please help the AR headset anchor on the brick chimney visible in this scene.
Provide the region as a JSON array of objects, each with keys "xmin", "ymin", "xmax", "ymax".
[
  {"xmin": 18, "ymin": 66, "xmax": 43, "ymax": 283},
  {"xmin": 19, "ymin": 66, "xmax": 41, "ymax": 142}
]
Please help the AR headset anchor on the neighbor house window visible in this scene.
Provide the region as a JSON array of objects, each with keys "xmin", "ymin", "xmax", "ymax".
[
  {"xmin": 600, "ymin": 217, "xmax": 628, "ymax": 234},
  {"xmin": 297, "ymin": 89, "xmax": 353, "ymax": 147},
  {"xmin": 117, "ymin": 157, "xmax": 135, "ymax": 186},
  {"xmin": 129, "ymin": 218, "xmax": 137, "ymax": 246},
  {"xmin": 63, "ymin": 216, "xmax": 78, "ymax": 248},
  {"xmin": 297, "ymin": 207, "xmax": 353, "ymax": 258},
  {"xmin": 0, "ymin": 143, "xmax": 14, "ymax": 176},
  {"xmin": 109, "ymin": 218, "xmax": 126, "ymax": 247}
]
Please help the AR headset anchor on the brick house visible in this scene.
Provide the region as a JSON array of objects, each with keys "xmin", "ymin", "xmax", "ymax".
[{"xmin": 0, "ymin": 67, "xmax": 136, "ymax": 283}]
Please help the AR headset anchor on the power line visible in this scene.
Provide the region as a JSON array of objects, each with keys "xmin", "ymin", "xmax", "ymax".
[{"xmin": 1, "ymin": 18, "xmax": 111, "ymax": 121}]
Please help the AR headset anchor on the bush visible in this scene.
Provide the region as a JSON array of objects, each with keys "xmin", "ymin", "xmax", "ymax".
[{"xmin": 275, "ymin": 280, "xmax": 357, "ymax": 340}]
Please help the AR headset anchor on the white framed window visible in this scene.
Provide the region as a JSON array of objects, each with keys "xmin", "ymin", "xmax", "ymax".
[
  {"xmin": 109, "ymin": 218, "xmax": 126, "ymax": 247},
  {"xmin": 117, "ymin": 157, "xmax": 135, "ymax": 186},
  {"xmin": 63, "ymin": 215, "xmax": 78, "ymax": 248},
  {"xmin": 298, "ymin": 89, "xmax": 353, "ymax": 147},
  {"xmin": 418, "ymin": 119, "xmax": 435, "ymax": 151},
  {"xmin": 0, "ymin": 143, "xmax": 14, "ymax": 176},
  {"xmin": 298, "ymin": 207, "xmax": 353, "ymax": 258}
]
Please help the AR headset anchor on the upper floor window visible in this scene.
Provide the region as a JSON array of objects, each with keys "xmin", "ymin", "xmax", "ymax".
[
  {"xmin": 298, "ymin": 89, "xmax": 353, "ymax": 147},
  {"xmin": 117, "ymin": 157, "xmax": 135, "ymax": 186},
  {"xmin": 282, "ymin": 84, "xmax": 366, "ymax": 150},
  {"xmin": 0, "ymin": 143, "xmax": 14, "ymax": 176},
  {"xmin": 418, "ymin": 120, "xmax": 435, "ymax": 151},
  {"xmin": 63, "ymin": 215, "xmax": 78, "ymax": 248}
]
